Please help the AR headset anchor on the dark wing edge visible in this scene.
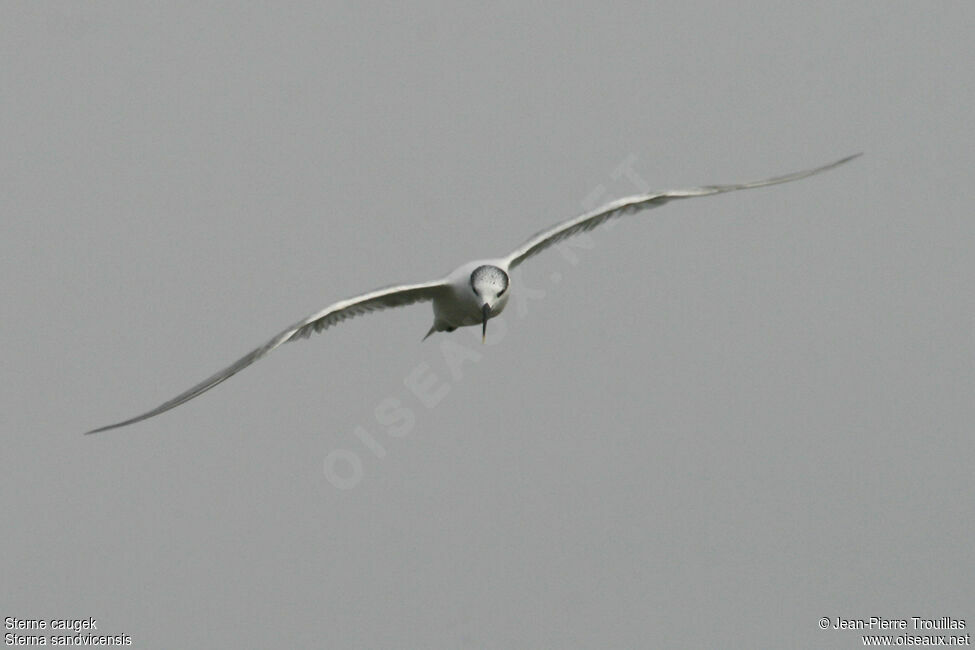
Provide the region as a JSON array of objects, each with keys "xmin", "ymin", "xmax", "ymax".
[
  {"xmin": 504, "ymin": 153, "xmax": 862, "ymax": 268},
  {"xmin": 84, "ymin": 280, "xmax": 447, "ymax": 434}
]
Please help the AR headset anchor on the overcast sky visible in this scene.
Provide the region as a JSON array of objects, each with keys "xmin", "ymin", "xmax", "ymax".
[{"xmin": 2, "ymin": 2, "xmax": 973, "ymax": 648}]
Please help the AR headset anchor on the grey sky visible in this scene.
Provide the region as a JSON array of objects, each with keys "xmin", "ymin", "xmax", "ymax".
[{"xmin": 2, "ymin": 2, "xmax": 973, "ymax": 648}]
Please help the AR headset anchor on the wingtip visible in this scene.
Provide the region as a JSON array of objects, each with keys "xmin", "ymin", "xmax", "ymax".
[
  {"xmin": 803, "ymin": 152, "xmax": 862, "ymax": 178},
  {"xmin": 83, "ymin": 420, "xmax": 128, "ymax": 435}
]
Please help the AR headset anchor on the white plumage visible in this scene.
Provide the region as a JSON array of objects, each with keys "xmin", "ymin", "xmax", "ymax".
[{"xmin": 86, "ymin": 153, "xmax": 860, "ymax": 434}]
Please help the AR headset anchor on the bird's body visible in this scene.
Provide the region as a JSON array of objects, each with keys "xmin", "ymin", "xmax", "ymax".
[
  {"xmin": 427, "ymin": 260, "xmax": 512, "ymax": 338},
  {"xmin": 86, "ymin": 154, "xmax": 860, "ymax": 434}
]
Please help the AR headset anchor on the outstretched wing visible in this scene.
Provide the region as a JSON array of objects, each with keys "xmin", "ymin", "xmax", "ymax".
[
  {"xmin": 85, "ymin": 280, "xmax": 447, "ymax": 434},
  {"xmin": 504, "ymin": 154, "xmax": 861, "ymax": 268}
]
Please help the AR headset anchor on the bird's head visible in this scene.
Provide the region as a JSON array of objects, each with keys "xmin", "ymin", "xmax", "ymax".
[{"xmin": 470, "ymin": 265, "xmax": 509, "ymax": 343}]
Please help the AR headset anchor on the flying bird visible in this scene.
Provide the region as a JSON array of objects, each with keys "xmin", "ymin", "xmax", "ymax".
[{"xmin": 85, "ymin": 153, "xmax": 860, "ymax": 434}]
